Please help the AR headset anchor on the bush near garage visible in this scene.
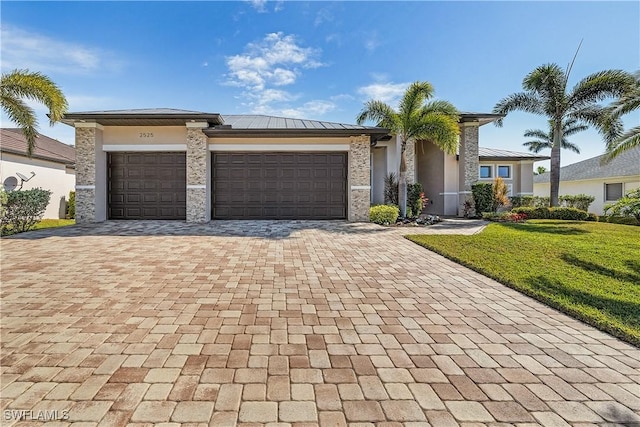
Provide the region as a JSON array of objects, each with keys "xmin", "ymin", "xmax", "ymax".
[
  {"xmin": 512, "ymin": 206, "xmax": 589, "ymax": 221},
  {"xmin": 1, "ymin": 188, "xmax": 52, "ymax": 236},
  {"xmin": 67, "ymin": 191, "xmax": 75, "ymax": 219},
  {"xmin": 370, "ymin": 205, "xmax": 400, "ymax": 225}
]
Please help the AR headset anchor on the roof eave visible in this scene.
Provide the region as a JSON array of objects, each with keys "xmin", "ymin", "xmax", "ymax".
[
  {"xmin": 203, "ymin": 128, "xmax": 390, "ymax": 139},
  {"xmin": 459, "ymin": 113, "xmax": 505, "ymax": 126},
  {"xmin": 60, "ymin": 113, "xmax": 224, "ymax": 127}
]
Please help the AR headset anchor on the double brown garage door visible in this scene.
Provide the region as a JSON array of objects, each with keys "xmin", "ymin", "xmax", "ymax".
[
  {"xmin": 212, "ymin": 152, "xmax": 347, "ymax": 219},
  {"xmin": 108, "ymin": 151, "xmax": 347, "ymax": 220}
]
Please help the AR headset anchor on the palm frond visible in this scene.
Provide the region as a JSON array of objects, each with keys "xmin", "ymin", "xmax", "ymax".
[
  {"xmin": 522, "ymin": 63, "xmax": 567, "ymax": 108},
  {"xmin": 398, "ymin": 81, "xmax": 433, "ymax": 118},
  {"xmin": 603, "ymin": 125, "xmax": 640, "ymax": 161},
  {"xmin": 523, "ymin": 139, "xmax": 552, "ymax": 153},
  {"xmin": 493, "ymin": 92, "xmax": 544, "ymax": 126},
  {"xmin": 0, "ymin": 94, "xmax": 38, "ymax": 155},
  {"xmin": 568, "ymin": 69, "xmax": 635, "ymax": 111},
  {"xmin": 523, "ymin": 129, "xmax": 548, "ymax": 140},
  {"xmin": 356, "ymin": 100, "xmax": 398, "ymax": 131},
  {"xmin": 413, "ymin": 112, "xmax": 460, "ymax": 155},
  {"xmin": 1, "ymin": 69, "xmax": 68, "ymax": 124},
  {"xmin": 560, "ymin": 140, "xmax": 580, "ymax": 154}
]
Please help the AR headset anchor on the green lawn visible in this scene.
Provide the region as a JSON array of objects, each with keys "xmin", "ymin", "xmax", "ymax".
[
  {"xmin": 34, "ymin": 219, "xmax": 75, "ymax": 230},
  {"xmin": 406, "ymin": 220, "xmax": 640, "ymax": 346}
]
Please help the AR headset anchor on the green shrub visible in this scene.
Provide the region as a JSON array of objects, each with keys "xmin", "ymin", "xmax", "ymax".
[
  {"xmin": 472, "ymin": 182, "xmax": 493, "ymax": 215},
  {"xmin": 512, "ymin": 206, "xmax": 589, "ymax": 221},
  {"xmin": 602, "ymin": 215, "xmax": 640, "ymax": 226},
  {"xmin": 604, "ymin": 188, "xmax": 640, "ymax": 222},
  {"xmin": 586, "ymin": 212, "xmax": 598, "ymax": 222},
  {"xmin": 509, "ymin": 195, "xmax": 534, "ymax": 208},
  {"xmin": 1, "ymin": 188, "xmax": 52, "ymax": 236},
  {"xmin": 370, "ymin": 205, "xmax": 399, "ymax": 225},
  {"xmin": 533, "ymin": 196, "xmax": 550, "ymax": 208},
  {"xmin": 66, "ymin": 191, "xmax": 76, "ymax": 219},
  {"xmin": 560, "ymin": 194, "xmax": 595, "ymax": 211},
  {"xmin": 407, "ymin": 183, "xmax": 426, "ymax": 217},
  {"xmin": 482, "ymin": 211, "xmax": 527, "ymax": 222}
]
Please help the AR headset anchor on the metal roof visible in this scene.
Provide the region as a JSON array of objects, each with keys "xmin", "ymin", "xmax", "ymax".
[
  {"xmin": 216, "ymin": 114, "xmax": 386, "ymax": 131},
  {"xmin": 478, "ymin": 147, "xmax": 549, "ymax": 161},
  {"xmin": 1, "ymin": 128, "xmax": 75, "ymax": 166},
  {"xmin": 534, "ymin": 145, "xmax": 640, "ymax": 183},
  {"xmin": 62, "ymin": 108, "xmax": 223, "ymax": 127}
]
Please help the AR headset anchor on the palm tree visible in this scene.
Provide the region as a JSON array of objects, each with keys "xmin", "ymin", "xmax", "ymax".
[
  {"xmin": 1, "ymin": 69, "xmax": 68, "ymax": 156},
  {"xmin": 493, "ymin": 63, "xmax": 633, "ymax": 206},
  {"xmin": 523, "ymin": 118, "xmax": 587, "ymax": 154},
  {"xmin": 604, "ymin": 71, "xmax": 640, "ymax": 160},
  {"xmin": 534, "ymin": 166, "xmax": 547, "ymax": 175},
  {"xmin": 356, "ymin": 81, "xmax": 459, "ymax": 217}
]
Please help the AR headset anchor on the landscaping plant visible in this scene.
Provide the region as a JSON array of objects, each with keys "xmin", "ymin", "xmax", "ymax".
[
  {"xmin": 492, "ymin": 177, "xmax": 510, "ymax": 211},
  {"xmin": 383, "ymin": 173, "xmax": 399, "ymax": 206},
  {"xmin": 369, "ymin": 205, "xmax": 400, "ymax": 225},
  {"xmin": 67, "ymin": 190, "xmax": 76, "ymax": 219},
  {"xmin": 604, "ymin": 187, "xmax": 640, "ymax": 223},
  {"xmin": 407, "ymin": 183, "xmax": 426, "ymax": 217},
  {"xmin": 1, "ymin": 188, "xmax": 52, "ymax": 235},
  {"xmin": 559, "ymin": 194, "xmax": 595, "ymax": 211},
  {"xmin": 472, "ymin": 182, "xmax": 493, "ymax": 215}
]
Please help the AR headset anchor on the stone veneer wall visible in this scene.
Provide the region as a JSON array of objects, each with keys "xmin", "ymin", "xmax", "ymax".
[
  {"xmin": 348, "ymin": 135, "xmax": 371, "ymax": 222},
  {"xmin": 186, "ymin": 127, "xmax": 208, "ymax": 223},
  {"xmin": 75, "ymin": 127, "xmax": 97, "ymax": 223},
  {"xmin": 459, "ymin": 123, "xmax": 479, "ymax": 215},
  {"xmin": 404, "ymin": 139, "xmax": 416, "ymax": 184}
]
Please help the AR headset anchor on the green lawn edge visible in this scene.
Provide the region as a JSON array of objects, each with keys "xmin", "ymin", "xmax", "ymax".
[{"xmin": 405, "ymin": 224, "xmax": 639, "ymax": 347}]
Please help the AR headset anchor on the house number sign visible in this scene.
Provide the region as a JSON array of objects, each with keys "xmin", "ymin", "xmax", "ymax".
[{"xmin": 139, "ymin": 132, "xmax": 154, "ymax": 138}]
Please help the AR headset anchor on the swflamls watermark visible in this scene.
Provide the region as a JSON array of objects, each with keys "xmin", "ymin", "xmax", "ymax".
[{"xmin": 4, "ymin": 409, "xmax": 70, "ymax": 421}]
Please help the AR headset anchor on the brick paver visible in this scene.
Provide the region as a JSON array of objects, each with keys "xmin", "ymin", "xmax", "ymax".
[{"xmin": 1, "ymin": 220, "xmax": 639, "ymax": 425}]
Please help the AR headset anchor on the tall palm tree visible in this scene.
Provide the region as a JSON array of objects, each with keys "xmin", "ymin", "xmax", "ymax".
[
  {"xmin": 493, "ymin": 63, "xmax": 633, "ymax": 206},
  {"xmin": 604, "ymin": 71, "xmax": 640, "ymax": 160},
  {"xmin": 523, "ymin": 118, "xmax": 587, "ymax": 154},
  {"xmin": 356, "ymin": 81, "xmax": 459, "ymax": 217},
  {"xmin": 1, "ymin": 69, "xmax": 68, "ymax": 156}
]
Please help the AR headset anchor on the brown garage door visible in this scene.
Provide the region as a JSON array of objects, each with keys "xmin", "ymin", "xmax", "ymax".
[
  {"xmin": 108, "ymin": 152, "xmax": 186, "ymax": 220},
  {"xmin": 212, "ymin": 152, "xmax": 347, "ymax": 219}
]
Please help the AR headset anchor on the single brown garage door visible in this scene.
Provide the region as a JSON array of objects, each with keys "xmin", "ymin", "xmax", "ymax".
[
  {"xmin": 212, "ymin": 152, "xmax": 347, "ymax": 219},
  {"xmin": 108, "ymin": 152, "xmax": 186, "ymax": 220}
]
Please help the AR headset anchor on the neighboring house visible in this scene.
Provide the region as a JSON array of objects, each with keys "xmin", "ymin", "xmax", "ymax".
[
  {"xmin": 61, "ymin": 108, "xmax": 541, "ymax": 223},
  {"xmin": 534, "ymin": 146, "xmax": 640, "ymax": 215},
  {"xmin": 0, "ymin": 128, "xmax": 76, "ymax": 219}
]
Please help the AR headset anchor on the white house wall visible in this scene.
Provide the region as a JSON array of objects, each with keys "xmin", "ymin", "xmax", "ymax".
[
  {"xmin": 0, "ymin": 152, "xmax": 75, "ymax": 219},
  {"xmin": 534, "ymin": 177, "xmax": 640, "ymax": 215}
]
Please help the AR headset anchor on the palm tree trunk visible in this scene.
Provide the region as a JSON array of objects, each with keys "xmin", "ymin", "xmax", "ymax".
[
  {"xmin": 399, "ymin": 145, "xmax": 408, "ymax": 217},
  {"xmin": 550, "ymin": 122, "xmax": 563, "ymax": 207}
]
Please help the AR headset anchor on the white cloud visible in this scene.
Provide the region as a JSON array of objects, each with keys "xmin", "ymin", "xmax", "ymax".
[
  {"xmin": 364, "ymin": 32, "xmax": 381, "ymax": 53},
  {"xmin": 247, "ymin": 0, "xmax": 267, "ymax": 13},
  {"xmin": 0, "ymin": 25, "xmax": 123, "ymax": 75},
  {"xmin": 358, "ymin": 82, "xmax": 409, "ymax": 105},
  {"xmin": 225, "ymin": 32, "xmax": 331, "ymax": 117},
  {"xmin": 225, "ymin": 32, "xmax": 323, "ymax": 91}
]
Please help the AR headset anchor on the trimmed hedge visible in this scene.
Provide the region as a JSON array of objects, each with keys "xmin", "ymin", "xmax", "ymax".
[
  {"xmin": 1, "ymin": 188, "xmax": 52, "ymax": 236},
  {"xmin": 512, "ymin": 206, "xmax": 589, "ymax": 221},
  {"xmin": 67, "ymin": 191, "xmax": 76, "ymax": 219},
  {"xmin": 370, "ymin": 205, "xmax": 399, "ymax": 225},
  {"xmin": 472, "ymin": 182, "xmax": 493, "ymax": 215},
  {"xmin": 559, "ymin": 194, "xmax": 595, "ymax": 211}
]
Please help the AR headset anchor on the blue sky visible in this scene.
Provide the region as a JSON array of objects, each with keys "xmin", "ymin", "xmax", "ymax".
[{"xmin": 1, "ymin": 1, "xmax": 638, "ymax": 167}]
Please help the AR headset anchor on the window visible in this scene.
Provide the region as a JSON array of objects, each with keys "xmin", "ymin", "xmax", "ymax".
[
  {"xmin": 480, "ymin": 165, "xmax": 492, "ymax": 179},
  {"xmin": 605, "ymin": 183, "xmax": 623, "ymax": 201},
  {"xmin": 497, "ymin": 165, "xmax": 511, "ymax": 179}
]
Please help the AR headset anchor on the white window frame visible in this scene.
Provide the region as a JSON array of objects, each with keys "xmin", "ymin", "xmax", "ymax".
[
  {"xmin": 604, "ymin": 182, "xmax": 623, "ymax": 201},
  {"xmin": 479, "ymin": 165, "xmax": 493, "ymax": 179},
  {"xmin": 497, "ymin": 164, "xmax": 512, "ymax": 179}
]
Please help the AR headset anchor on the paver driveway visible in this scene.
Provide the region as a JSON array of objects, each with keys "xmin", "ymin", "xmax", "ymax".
[{"xmin": 1, "ymin": 220, "xmax": 639, "ymax": 426}]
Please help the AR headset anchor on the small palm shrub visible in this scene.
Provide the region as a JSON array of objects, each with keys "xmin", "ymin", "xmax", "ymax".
[
  {"xmin": 384, "ymin": 173, "xmax": 399, "ymax": 206},
  {"xmin": 370, "ymin": 205, "xmax": 400, "ymax": 225}
]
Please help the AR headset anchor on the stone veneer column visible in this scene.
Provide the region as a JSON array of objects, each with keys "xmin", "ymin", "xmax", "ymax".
[
  {"xmin": 186, "ymin": 123, "xmax": 209, "ymax": 223},
  {"xmin": 458, "ymin": 122, "xmax": 479, "ymax": 216},
  {"xmin": 348, "ymin": 135, "xmax": 371, "ymax": 222},
  {"xmin": 404, "ymin": 138, "xmax": 416, "ymax": 184},
  {"xmin": 75, "ymin": 124, "xmax": 101, "ymax": 223}
]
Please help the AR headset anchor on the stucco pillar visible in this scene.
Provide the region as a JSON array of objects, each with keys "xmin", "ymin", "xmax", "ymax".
[
  {"xmin": 186, "ymin": 123, "xmax": 209, "ymax": 223},
  {"xmin": 348, "ymin": 135, "xmax": 371, "ymax": 222},
  {"xmin": 74, "ymin": 123, "xmax": 104, "ymax": 223},
  {"xmin": 458, "ymin": 122, "xmax": 479, "ymax": 216}
]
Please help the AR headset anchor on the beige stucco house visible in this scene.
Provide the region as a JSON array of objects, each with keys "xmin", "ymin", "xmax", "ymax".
[
  {"xmin": 62, "ymin": 108, "xmax": 542, "ymax": 223},
  {"xmin": 534, "ymin": 146, "xmax": 640, "ymax": 215},
  {"xmin": 0, "ymin": 128, "xmax": 75, "ymax": 219}
]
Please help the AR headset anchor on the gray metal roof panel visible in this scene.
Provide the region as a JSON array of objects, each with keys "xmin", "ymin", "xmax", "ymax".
[
  {"xmin": 533, "ymin": 146, "xmax": 640, "ymax": 183},
  {"xmin": 478, "ymin": 147, "xmax": 549, "ymax": 160}
]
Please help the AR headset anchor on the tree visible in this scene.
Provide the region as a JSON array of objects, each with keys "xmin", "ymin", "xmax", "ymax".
[
  {"xmin": 534, "ymin": 166, "xmax": 547, "ymax": 175},
  {"xmin": 1, "ymin": 69, "xmax": 68, "ymax": 156},
  {"xmin": 523, "ymin": 118, "xmax": 587, "ymax": 154},
  {"xmin": 357, "ymin": 81, "xmax": 459, "ymax": 217},
  {"xmin": 603, "ymin": 71, "xmax": 640, "ymax": 160},
  {"xmin": 493, "ymin": 63, "xmax": 633, "ymax": 206}
]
